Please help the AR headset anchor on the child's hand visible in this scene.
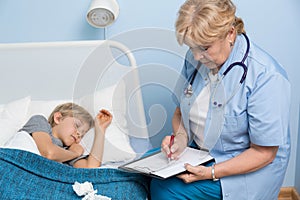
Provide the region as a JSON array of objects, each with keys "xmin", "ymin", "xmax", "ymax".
[
  {"xmin": 68, "ymin": 143, "xmax": 84, "ymax": 157},
  {"xmin": 95, "ymin": 109, "xmax": 113, "ymax": 133}
]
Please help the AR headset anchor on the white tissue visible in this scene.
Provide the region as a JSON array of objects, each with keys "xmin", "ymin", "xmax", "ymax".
[{"xmin": 72, "ymin": 181, "xmax": 111, "ymax": 200}]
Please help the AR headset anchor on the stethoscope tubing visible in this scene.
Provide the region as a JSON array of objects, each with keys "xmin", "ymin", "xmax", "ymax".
[
  {"xmin": 185, "ymin": 33, "xmax": 250, "ymax": 97},
  {"xmin": 223, "ymin": 33, "xmax": 250, "ymax": 84}
]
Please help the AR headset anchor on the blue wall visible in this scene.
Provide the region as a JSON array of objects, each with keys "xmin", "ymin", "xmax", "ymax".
[
  {"xmin": 0, "ymin": 0, "xmax": 299, "ymax": 188},
  {"xmin": 297, "ymin": 108, "xmax": 300, "ymax": 192}
]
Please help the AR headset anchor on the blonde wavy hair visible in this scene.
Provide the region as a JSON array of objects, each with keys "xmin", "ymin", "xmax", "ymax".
[
  {"xmin": 175, "ymin": 0, "xmax": 245, "ymax": 46},
  {"xmin": 48, "ymin": 102, "xmax": 94, "ymax": 129}
]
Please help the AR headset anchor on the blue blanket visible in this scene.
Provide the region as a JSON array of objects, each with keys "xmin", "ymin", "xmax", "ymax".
[{"xmin": 0, "ymin": 148, "xmax": 150, "ymax": 199}]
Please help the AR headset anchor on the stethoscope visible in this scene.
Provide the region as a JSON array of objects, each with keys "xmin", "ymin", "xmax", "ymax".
[{"xmin": 184, "ymin": 33, "xmax": 250, "ymax": 99}]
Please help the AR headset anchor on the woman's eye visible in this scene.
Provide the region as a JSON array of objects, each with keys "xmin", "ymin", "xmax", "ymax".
[
  {"xmin": 200, "ymin": 46, "xmax": 209, "ymax": 51},
  {"xmin": 190, "ymin": 46, "xmax": 209, "ymax": 52}
]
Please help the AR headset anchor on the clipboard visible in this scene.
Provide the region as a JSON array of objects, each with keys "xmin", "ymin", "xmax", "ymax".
[{"xmin": 118, "ymin": 147, "xmax": 213, "ymax": 179}]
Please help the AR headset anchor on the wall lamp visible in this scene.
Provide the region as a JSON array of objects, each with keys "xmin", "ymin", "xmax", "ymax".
[{"xmin": 86, "ymin": 0, "xmax": 120, "ymax": 28}]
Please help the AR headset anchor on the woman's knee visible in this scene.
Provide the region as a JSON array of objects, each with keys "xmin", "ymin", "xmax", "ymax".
[{"xmin": 150, "ymin": 177, "xmax": 222, "ymax": 200}]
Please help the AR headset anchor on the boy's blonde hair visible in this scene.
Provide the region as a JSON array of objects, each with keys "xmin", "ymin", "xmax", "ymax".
[
  {"xmin": 175, "ymin": 0, "xmax": 246, "ymax": 46},
  {"xmin": 48, "ymin": 103, "xmax": 94, "ymax": 129}
]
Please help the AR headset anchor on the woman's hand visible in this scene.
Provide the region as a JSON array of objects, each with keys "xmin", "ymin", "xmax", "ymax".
[
  {"xmin": 178, "ymin": 143, "xmax": 279, "ymax": 183},
  {"xmin": 177, "ymin": 164, "xmax": 211, "ymax": 183},
  {"xmin": 161, "ymin": 133, "xmax": 188, "ymax": 160},
  {"xmin": 95, "ymin": 109, "xmax": 113, "ymax": 134}
]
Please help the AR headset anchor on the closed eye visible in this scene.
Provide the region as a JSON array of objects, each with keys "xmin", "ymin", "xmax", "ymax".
[{"xmin": 190, "ymin": 45, "xmax": 209, "ymax": 52}]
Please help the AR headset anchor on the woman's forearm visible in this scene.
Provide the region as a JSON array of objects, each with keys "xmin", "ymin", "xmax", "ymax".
[
  {"xmin": 180, "ymin": 143, "xmax": 279, "ymax": 183},
  {"xmin": 213, "ymin": 144, "xmax": 278, "ymax": 179},
  {"xmin": 172, "ymin": 107, "xmax": 187, "ymax": 136}
]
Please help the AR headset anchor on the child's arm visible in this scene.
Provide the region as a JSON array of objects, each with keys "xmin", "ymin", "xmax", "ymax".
[
  {"xmin": 32, "ymin": 132, "xmax": 84, "ymax": 162},
  {"xmin": 73, "ymin": 109, "xmax": 112, "ymax": 168}
]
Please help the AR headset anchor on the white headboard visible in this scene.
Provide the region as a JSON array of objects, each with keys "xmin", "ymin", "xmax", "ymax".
[
  {"xmin": 0, "ymin": 41, "xmax": 133, "ymax": 102},
  {"xmin": 0, "ymin": 40, "xmax": 149, "ymax": 150}
]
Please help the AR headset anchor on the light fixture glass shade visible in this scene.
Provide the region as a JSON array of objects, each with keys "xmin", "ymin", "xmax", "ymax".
[{"xmin": 86, "ymin": 0, "xmax": 119, "ymax": 28}]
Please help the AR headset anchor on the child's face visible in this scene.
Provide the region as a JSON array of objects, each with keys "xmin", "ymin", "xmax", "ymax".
[{"xmin": 52, "ymin": 115, "xmax": 90, "ymax": 147}]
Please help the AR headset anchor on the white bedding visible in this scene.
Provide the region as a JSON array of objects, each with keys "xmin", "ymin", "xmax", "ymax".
[
  {"xmin": 0, "ymin": 94, "xmax": 137, "ymax": 166},
  {"xmin": 3, "ymin": 131, "xmax": 41, "ymax": 156},
  {"xmin": 2, "ymin": 129, "xmax": 131, "ymax": 169},
  {"xmin": 0, "ymin": 40, "xmax": 150, "ymax": 166}
]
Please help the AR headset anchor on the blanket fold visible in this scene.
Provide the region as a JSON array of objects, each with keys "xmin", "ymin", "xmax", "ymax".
[{"xmin": 0, "ymin": 148, "xmax": 150, "ymax": 200}]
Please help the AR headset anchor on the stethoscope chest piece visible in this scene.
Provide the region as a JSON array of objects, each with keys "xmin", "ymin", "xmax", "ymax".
[{"xmin": 184, "ymin": 84, "xmax": 193, "ymax": 98}]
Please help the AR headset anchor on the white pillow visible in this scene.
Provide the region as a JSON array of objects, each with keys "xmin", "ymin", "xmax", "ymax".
[
  {"xmin": 24, "ymin": 84, "xmax": 136, "ymax": 164},
  {"xmin": 3, "ymin": 131, "xmax": 41, "ymax": 155},
  {"xmin": 0, "ymin": 96, "xmax": 31, "ymax": 146},
  {"xmin": 78, "ymin": 84, "xmax": 136, "ymax": 164},
  {"xmin": 0, "ymin": 104, "xmax": 4, "ymax": 113},
  {"xmin": 80, "ymin": 125, "xmax": 136, "ymax": 164}
]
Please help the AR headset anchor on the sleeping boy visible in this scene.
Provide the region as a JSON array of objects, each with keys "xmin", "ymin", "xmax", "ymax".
[{"xmin": 18, "ymin": 102, "xmax": 112, "ymax": 168}]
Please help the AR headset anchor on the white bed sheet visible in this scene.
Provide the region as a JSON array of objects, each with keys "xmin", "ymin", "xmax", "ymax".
[{"xmin": 0, "ymin": 40, "xmax": 151, "ymax": 164}]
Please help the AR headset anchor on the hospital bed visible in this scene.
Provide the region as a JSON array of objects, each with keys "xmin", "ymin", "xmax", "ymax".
[{"xmin": 0, "ymin": 40, "xmax": 151, "ymax": 199}]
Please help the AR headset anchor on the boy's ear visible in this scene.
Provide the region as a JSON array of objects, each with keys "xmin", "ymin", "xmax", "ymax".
[{"xmin": 53, "ymin": 112, "xmax": 63, "ymax": 124}]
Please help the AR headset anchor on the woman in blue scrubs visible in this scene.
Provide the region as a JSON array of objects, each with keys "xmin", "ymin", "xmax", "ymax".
[{"xmin": 150, "ymin": 0, "xmax": 291, "ymax": 199}]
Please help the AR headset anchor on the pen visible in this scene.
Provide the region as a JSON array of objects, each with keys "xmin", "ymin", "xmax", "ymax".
[{"xmin": 168, "ymin": 135, "xmax": 175, "ymax": 162}]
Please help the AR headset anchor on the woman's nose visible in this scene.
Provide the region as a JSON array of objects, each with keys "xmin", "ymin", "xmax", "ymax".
[{"xmin": 192, "ymin": 51, "xmax": 205, "ymax": 61}]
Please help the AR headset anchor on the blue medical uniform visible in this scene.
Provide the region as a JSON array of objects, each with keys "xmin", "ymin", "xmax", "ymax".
[{"xmin": 150, "ymin": 35, "xmax": 291, "ymax": 200}]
